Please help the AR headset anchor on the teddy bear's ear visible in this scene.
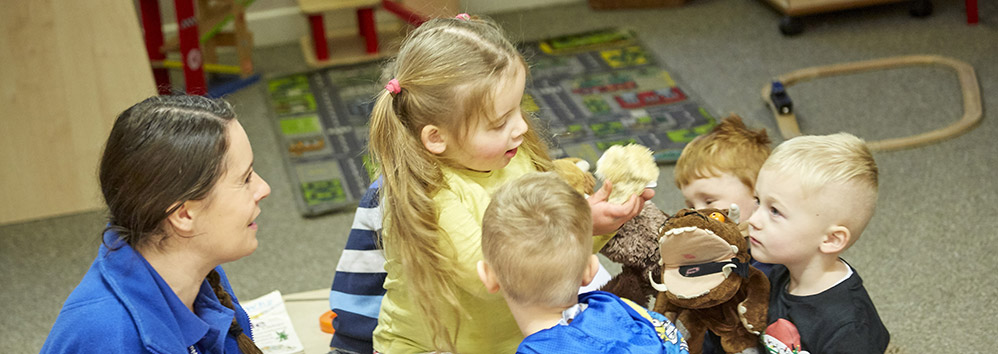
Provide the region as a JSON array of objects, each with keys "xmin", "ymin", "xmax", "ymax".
[{"xmin": 727, "ymin": 203, "xmax": 740, "ymax": 224}]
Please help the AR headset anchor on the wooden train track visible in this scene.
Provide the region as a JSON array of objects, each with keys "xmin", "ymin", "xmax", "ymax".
[{"xmin": 761, "ymin": 55, "xmax": 982, "ymax": 151}]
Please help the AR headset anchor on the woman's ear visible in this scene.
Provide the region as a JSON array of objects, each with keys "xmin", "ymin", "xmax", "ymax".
[
  {"xmin": 165, "ymin": 201, "xmax": 198, "ymax": 236},
  {"xmin": 421, "ymin": 124, "xmax": 447, "ymax": 154},
  {"xmin": 820, "ymin": 224, "xmax": 850, "ymax": 254}
]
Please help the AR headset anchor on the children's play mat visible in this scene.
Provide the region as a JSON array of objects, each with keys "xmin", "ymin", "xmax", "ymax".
[{"xmin": 265, "ymin": 29, "xmax": 718, "ymax": 216}]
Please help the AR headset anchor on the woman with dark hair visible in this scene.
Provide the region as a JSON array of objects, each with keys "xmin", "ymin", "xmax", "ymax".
[{"xmin": 41, "ymin": 95, "xmax": 270, "ymax": 354}]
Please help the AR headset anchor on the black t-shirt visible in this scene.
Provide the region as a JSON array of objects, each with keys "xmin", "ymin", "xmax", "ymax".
[{"xmin": 766, "ymin": 261, "xmax": 890, "ymax": 353}]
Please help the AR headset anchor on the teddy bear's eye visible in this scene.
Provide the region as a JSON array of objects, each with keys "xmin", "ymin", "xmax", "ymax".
[{"xmin": 709, "ymin": 212, "xmax": 726, "ymax": 223}]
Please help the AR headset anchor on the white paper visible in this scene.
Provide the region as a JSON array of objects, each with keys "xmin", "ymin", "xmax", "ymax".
[{"xmin": 242, "ymin": 290, "xmax": 306, "ymax": 354}]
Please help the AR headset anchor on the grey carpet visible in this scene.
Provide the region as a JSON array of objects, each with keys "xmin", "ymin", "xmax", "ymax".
[{"xmin": 2, "ymin": 0, "xmax": 995, "ymax": 352}]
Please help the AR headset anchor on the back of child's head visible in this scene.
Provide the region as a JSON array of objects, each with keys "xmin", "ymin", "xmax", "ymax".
[
  {"xmin": 482, "ymin": 172, "xmax": 593, "ymax": 308},
  {"xmin": 674, "ymin": 115, "xmax": 771, "ymax": 190},
  {"xmin": 763, "ymin": 132, "xmax": 879, "ymax": 246}
]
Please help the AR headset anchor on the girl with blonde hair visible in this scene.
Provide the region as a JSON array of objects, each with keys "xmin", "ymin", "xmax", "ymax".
[{"xmin": 369, "ymin": 14, "xmax": 653, "ymax": 353}]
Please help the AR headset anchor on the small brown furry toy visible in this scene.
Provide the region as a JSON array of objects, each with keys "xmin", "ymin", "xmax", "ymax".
[
  {"xmin": 551, "ymin": 157, "xmax": 596, "ymax": 195},
  {"xmin": 651, "ymin": 207, "xmax": 769, "ymax": 354},
  {"xmin": 598, "ymin": 200, "xmax": 667, "ymax": 308}
]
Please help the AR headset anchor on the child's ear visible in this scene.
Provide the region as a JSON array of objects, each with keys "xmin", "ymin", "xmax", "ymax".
[
  {"xmin": 477, "ymin": 260, "xmax": 501, "ymax": 293},
  {"xmin": 580, "ymin": 255, "xmax": 601, "ymax": 287},
  {"xmin": 420, "ymin": 124, "xmax": 447, "ymax": 154},
  {"xmin": 820, "ymin": 225, "xmax": 850, "ymax": 254},
  {"xmin": 165, "ymin": 201, "xmax": 198, "ymax": 236}
]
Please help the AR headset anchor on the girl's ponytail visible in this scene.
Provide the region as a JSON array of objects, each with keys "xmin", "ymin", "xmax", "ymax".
[{"xmin": 369, "ymin": 84, "xmax": 465, "ymax": 351}]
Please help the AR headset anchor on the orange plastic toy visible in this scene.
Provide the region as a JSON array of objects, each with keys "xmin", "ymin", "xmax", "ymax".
[{"xmin": 320, "ymin": 310, "xmax": 337, "ymax": 334}]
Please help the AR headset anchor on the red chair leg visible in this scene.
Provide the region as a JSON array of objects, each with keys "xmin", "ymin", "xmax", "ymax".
[
  {"xmin": 174, "ymin": 0, "xmax": 206, "ymax": 95},
  {"xmin": 358, "ymin": 7, "xmax": 378, "ymax": 54},
  {"xmin": 966, "ymin": 0, "xmax": 978, "ymax": 24},
  {"xmin": 309, "ymin": 14, "xmax": 330, "ymax": 61},
  {"xmin": 139, "ymin": 0, "xmax": 172, "ymax": 95}
]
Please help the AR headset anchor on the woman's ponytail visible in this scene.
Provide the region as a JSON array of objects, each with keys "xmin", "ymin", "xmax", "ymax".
[{"xmin": 207, "ymin": 270, "xmax": 263, "ymax": 354}]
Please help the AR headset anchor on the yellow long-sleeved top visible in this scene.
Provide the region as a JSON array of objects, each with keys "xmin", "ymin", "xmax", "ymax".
[{"xmin": 373, "ymin": 151, "xmax": 537, "ymax": 354}]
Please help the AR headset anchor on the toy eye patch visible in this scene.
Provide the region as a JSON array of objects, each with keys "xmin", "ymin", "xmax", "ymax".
[{"xmin": 679, "ymin": 258, "xmax": 749, "ymax": 279}]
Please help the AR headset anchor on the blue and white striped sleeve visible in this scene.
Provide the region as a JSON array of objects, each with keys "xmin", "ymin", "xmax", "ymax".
[{"xmin": 330, "ymin": 178, "xmax": 386, "ymax": 353}]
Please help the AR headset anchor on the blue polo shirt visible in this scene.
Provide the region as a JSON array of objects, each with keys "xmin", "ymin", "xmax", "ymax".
[
  {"xmin": 518, "ymin": 291, "xmax": 689, "ymax": 354},
  {"xmin": 41, "ymin": 230, "xmax": 254, "ymax": 354}
]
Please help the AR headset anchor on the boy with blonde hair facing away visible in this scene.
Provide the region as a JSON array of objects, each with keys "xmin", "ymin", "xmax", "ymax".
[
  {"xmin": 478, "ymin": 172, "xmax": 688, "ymax": 354},
  {"xmin": 747, "ymin": 133, "xmax": 889, "ymax": 353}
]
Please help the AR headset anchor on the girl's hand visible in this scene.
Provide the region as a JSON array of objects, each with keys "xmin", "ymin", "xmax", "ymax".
[{"xmin": 588, "ymin": 181, "xmax": 655, "ymax": 235}]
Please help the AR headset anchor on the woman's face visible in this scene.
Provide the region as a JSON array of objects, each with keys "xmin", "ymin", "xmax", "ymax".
[{"xmin": 192, "ymin": 120, "xmax": 271, "ymax": 264}]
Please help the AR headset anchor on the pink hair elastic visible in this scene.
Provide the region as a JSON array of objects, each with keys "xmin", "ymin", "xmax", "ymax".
[
  {"xmin": 385, "ymin": 79, "xmax": 401, "ymax": 95},
  {"xmin": 455, "ymin": 13, "xmax": 471, "ymax": 21}
]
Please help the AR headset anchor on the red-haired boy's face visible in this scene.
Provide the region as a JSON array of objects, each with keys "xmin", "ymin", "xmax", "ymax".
[{"xmin": 680, "ymin": 172, "xmax": 757, "ymax": 219}]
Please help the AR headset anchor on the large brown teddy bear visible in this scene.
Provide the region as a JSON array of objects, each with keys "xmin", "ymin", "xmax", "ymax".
[{"xmin": 651, "ymin": 207, "xmax": 769, "ymax": 354}]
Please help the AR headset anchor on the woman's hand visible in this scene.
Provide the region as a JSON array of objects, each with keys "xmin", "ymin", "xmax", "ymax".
[{"xmin": 589, "ymin": 181, "xmax": 655, "ymax": 235}]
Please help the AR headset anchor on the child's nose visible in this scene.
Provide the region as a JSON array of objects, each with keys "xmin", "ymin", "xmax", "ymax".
[
  {"xmin": 746, "ymin": 208, "xmax": 762, "ymax": 230},
  {"xmin": 510, "ymin": 114, "xmax": 527, "ymax": 139}
]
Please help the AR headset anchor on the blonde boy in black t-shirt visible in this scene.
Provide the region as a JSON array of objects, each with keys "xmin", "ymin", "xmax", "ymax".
[{"xmin": 746, "ymin": 133, "xmax": 889, "ymax": 353}]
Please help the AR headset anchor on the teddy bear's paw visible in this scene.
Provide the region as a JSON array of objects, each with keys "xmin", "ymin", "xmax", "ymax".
[{"xmin": 737, "ymin": 303, "xmax": 760, "ymax": 335}]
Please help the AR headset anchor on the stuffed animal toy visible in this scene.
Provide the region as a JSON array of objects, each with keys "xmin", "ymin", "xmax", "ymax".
[
  {"xmin": 551, "ymin": 147, "xmax": 666, "ymax": 307},
  {"xmin": 650, "ymin": 206, "xmax": 769, "ymax": 354},
  {"xmin": 551, "ymin": 157, "xmax": 595, "ymax": 195},
  {"xmin": 552, "ymin": 145, "xmax": 665, "ymax": 307},
  {"xmin": 595, "ymin": 144, "xmax": 659, "ymax": 204},
  {"xmin": 597, "ymin": 200, "xmax": 667, "ymax": 308},
  {"xmin": 551, "ymin": 157, "xmax": 616, "ymax": 255},
  {"xmin": 590, "ymin": 143, "xmax": 663, "ymax": 306},
  {"xmin": 553, "ymin": 144, "xmax": 659, "ymax": 258}
]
